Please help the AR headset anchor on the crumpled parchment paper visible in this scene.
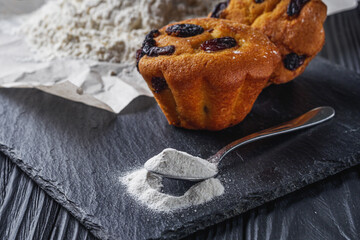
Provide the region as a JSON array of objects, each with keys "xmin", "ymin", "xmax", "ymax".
[{"xmin": 0, "ymin": 0, "xmax": 357, "ymax": 113}]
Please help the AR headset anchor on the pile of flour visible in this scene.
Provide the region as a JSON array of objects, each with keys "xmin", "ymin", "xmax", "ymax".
[
  {"xmin": 21, "ymin": 0, "xmax": 217, "ymax": 63},
  {"xmin": 121, "ymin": 149, "xmax": 223, "ymax": 212}
]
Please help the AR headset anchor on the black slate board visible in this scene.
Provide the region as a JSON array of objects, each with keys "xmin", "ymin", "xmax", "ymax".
[{"xmin": 0, "ymin": 57, "xmax": 359, "ymax": 240}]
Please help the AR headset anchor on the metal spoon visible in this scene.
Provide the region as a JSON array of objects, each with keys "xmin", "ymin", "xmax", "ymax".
[{"xmin": 145, "ymin": 106, "xmax": 335, "ymax": 181}]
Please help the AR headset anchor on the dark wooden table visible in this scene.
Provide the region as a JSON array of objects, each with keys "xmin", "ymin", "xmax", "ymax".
[{"xmin": 1, "ymin": 6, "xmax": 359, "ymax": 240}]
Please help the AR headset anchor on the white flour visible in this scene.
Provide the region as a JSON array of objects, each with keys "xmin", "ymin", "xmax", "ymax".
[
  {"xmin": 121, "ymin": 149, "xmax": 223, "ymax": 212},
  {"xmin": 121, "ymin": 169, "xmax": 224, "ymax": 212},
  {"xmin": 21, "ymin": 0, "xmax": 217, "ymax": 63},
  {"xmin": 144, "ymin": 148, "xmax": 218, "ymax": 179}
]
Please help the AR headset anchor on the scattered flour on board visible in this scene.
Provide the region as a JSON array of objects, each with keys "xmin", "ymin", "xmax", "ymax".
[
  {"xmin": 21, "ymin": 0, "xmax": 219, "ymax": 63},
  {"xmin": 121, "ymin": 149, "xmax": 224, "ymax": 212},
  {"xmin": 121, "ymin": 169, "xmax": 224, "ymax": 212}
]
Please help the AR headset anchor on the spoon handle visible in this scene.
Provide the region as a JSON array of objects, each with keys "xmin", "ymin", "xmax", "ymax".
[{"xmin": 208, "ymin": 106, "xmax": 335, "ymax": 164}]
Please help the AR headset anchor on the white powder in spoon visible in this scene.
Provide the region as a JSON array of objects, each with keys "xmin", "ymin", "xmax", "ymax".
[
  {"xmin": 144, "ymin": 148, "xmax": 218, "ymax": 179},
  {"xmin": 121, "ymin": 148, "xmax": 223, "ymax": 212}
]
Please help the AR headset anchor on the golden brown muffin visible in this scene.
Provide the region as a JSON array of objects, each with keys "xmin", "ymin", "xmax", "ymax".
[
  {"xmin": 137, "ymin": 18, "xmax": 281, "ymax": 130},
  {"xmin": 210, "ymin": 0, "xmax": 327, "ymax": 84}
]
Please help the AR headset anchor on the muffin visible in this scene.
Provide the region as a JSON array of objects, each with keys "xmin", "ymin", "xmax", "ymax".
[
  {"xmin": 210, "ymin": 0, "xmax": 327, "ymax": 84},
  {"xmin": 137, "ymin": 18, "xmax": 280, "ymax": 130}
]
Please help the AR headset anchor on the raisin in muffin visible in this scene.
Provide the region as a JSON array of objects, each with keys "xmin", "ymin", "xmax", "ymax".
[
  {"xmin": 137, "ymin": 18, "xmax": 280, "ymax": 130},
  {"xmin": 210, "ymin": 0, "xmax": 327, "ymax": 84}
]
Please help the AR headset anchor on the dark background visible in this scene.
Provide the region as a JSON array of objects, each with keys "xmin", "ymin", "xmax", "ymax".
[{"xmin": 0, "ymin": 6, "xmax": 359, "ymax": 240}]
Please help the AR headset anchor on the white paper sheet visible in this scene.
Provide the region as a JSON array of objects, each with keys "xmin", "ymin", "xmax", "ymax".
[{"xmin": 0, "ymin": 0, "xmax": 357, "ymax": 113}]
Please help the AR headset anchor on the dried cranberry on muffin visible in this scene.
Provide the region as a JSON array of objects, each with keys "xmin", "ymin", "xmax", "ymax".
[
  {"xmin": 210, "ymin": 0, "xmax": 327, "ymax": 84},
  {"xmin": 137, "ymin": 18, "xmax": 280, "ymax": 131}
]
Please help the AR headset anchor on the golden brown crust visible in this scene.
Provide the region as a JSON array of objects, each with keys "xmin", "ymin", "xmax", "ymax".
[
  {"xmin": 213, "ymin": 0, "xmax": 327, "ymax": 84},
  {"xmin": 138, "ymin": 18, "xmax": 281, "ymax": 130},
  {"xmin": 217, "ymin": 0, "xmax": 282, "ymax": 25}
]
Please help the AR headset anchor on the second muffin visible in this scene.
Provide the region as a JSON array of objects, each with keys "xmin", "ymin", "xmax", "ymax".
[
  {"xmin": 137, "ymin": 18, "xmax": 280, "ymax": 130},
  {"xmin": 209, "ymin": 0, "xmax": 327, "ymax": 84}
]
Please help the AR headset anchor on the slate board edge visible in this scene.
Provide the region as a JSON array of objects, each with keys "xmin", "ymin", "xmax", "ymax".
[
  {"xmin": 1, "ymin": 143, "xmax": 360, "ymax": 240},
  {"xmin": 0, "ymin": 144, "xmax": 107, "ymax": 240}
]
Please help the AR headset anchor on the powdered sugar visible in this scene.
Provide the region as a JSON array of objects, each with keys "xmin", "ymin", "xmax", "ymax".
[
  {"xmin": 21, "ymin": 0, "xmax": 217, "ymax": 63},
  {"xmin": 144, "ymin": 148, "xmax": 218, "ymax": 179}
]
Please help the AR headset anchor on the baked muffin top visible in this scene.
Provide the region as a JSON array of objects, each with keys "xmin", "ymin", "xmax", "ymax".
[
  {"xmin": 212, "ymin": 0, "xmax": 282, "ymax": 25},
  {"xmin": 137, "ymin": 18, "xmax": 281, "ymax": 81}
]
